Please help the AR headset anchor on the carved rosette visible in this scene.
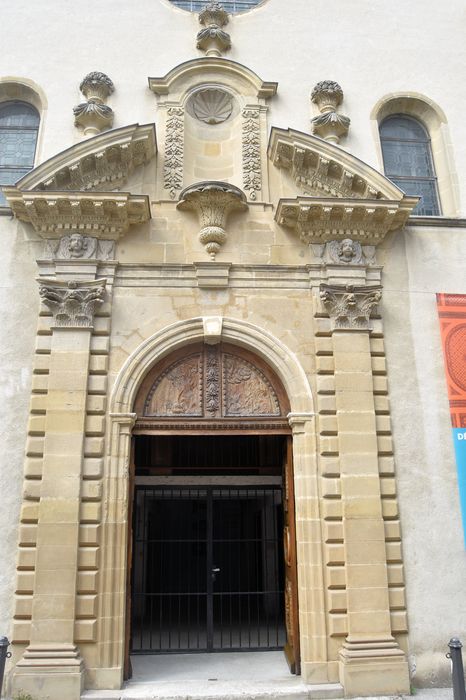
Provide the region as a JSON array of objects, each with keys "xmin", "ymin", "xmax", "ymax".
[
  {"xmin": 311, "ymin": 80, "xmax": 350, "ymax": 144},
  {"xmin": 242, "ymin": 108, "xmax": 262, "ymax": 200},
  {"xmin": 197, "ymin": 1, "xmax": 231, "ymax": 57},
  {"xmin": 74, "ymin": 71, "xmax": 114, "ymax": 136},
  {"xmin": 39, "ymin": 279, "xmax": 106, "ymax": 329},
  {"xmin": 177, "ymin": 181, "xmax": 247, "ymax": 260},
  {"xmin": 164, "ymin": 107, "xmax": 184, "ymax": 199},
  {"xmin": 320, "ymin": 283, "xmax": 382, "ymax": 331}
]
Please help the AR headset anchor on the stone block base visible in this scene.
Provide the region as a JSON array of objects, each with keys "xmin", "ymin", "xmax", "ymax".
[
  {"xmin": 11, "ymin": 644, "xmax": 84, "ymax": 700},
  {"xmin": 339, "ymin": 640, "xmax": 410, "ymax": 696}
]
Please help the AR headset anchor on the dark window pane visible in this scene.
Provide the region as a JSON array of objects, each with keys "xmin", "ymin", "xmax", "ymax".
[
  {"xmin": 170, "ymin": 0, "xmax": 261, "ymax": 11},
  {"xmin": 0, "ymin": 101, "xmax": 39, "ymax": 204},
  {"xmin": 380, "ymin": 115, "xmax": 440, "ymax": 216},
  {"xmin": 0, "ymin": 102, "xmax": 39, "ymax": 128}
]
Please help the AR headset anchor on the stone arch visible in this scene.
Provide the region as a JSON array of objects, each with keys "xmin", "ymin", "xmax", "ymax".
[
  {"xmin": 371, "ymin": 91, "xmax": 460, "ymax": 216},
  {"xmin": 110, "ymin": 316, "xmax": 314, "ymax": 415},
  {"xmin": 101, "ymin": 317, "xmax": 318, "ymax": 683}
]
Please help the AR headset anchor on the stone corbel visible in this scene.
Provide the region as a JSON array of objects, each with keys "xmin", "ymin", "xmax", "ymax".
[
  {"xmin": 197, "ymin": 1, "xmax": 231, "ymax": 57},
  {"xmin": 38, "ymin": 278, "xmax": 106, "ymax": 329},
  {"xmin": 74, "ymin": 71, "xmax": 114, "ymax": 136},
  {"xmin": 177, "ymin": 181, "xmax": 247, "ymax": 260},
  {"xmin": 320, "ymin": 283, "xmax": 382, "ymax": 331},
  {"xmin": 311, "ymin": 81, "xmax": 350, "ymax": 144}
]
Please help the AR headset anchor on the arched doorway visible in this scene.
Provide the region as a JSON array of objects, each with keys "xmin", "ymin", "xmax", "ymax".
[{"xmin": 125, "ymin": 342, "xmax": 300, "ymax": 677}]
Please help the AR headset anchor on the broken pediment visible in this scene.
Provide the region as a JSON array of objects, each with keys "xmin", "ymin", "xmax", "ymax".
[
  {"xmin": 268, "ymin": 127, "xmax": 407, "ymax": 201},
  {"xmin": 14, "ymin": 123, "xmax": 156, "ymax": 193}
]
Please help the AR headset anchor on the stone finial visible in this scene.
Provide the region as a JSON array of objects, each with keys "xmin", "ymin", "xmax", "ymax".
[
  {"xmin": 177, "ymin": 181, "xmax": 247, "ymax": 260},
  {"xmin": 39, "ymin": 278, "xmax": 106, "ymax": 328},
  {"xmin": 320, "ymin": 283, "xmax": 382, "ymax": 331},
  {"xmin": 197, "ymin": 1, "xmax": 231, "ymax": 57},
  {"xmin": 311, "ymin": 80, "xmax": 350, "ymax": 144},
  {"xmin": 74, "ymin": 71, "xmax": 115, "ymax": 136}
]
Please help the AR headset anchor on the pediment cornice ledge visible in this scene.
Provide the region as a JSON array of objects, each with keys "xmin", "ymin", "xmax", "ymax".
[
  {"xmin": 3, "ymin": 190, "xmax": 151, "ymax": 239},
  {"xmin": 275, "ymin": 196, "xmax": 418, "ymax": 245},
  {"xmin": 268, "ymin": 127, "xmax": 409, "ymax": 201},
  {"xmin": 14, "ymin": 123, "xmax": 156, "ymax": 193}
]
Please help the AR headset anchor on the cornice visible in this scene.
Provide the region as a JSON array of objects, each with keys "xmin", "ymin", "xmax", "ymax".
[
  {"xmin": 14, "ymin": 123, "xmax": 156, "ymax": 192},
  {"xmin": 148, "ymin": 58, "xmax": 277, "ymax": 99},
  {"xmin": 268, "ymin": 127, "xmax": 410, "ymax": 201},
  {"xmin": 275, "ymin": 196, "xmax": 418, "ymax": 245},
  {"xmin": 3, "ymin": 191, "xmax": 151, "ymax": 239}
]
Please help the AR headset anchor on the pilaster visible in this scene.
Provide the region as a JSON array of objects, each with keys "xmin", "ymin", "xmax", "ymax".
[{"xmin": 316, "ymin": 277, "xmax": 409, "ymax": 695}]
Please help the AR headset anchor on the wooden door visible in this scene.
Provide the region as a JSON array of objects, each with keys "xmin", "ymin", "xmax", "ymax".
[
  {"xmin": 124, "ymin": 439, "xmax": 136, "ymax": 681},
  {"xmin": 283, "ymin": 435, "xmax": 300, "ymax": 674}
]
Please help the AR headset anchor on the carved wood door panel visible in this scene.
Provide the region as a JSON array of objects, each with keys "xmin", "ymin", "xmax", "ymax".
[{"xmin": 283, "ymin": 435, "xmax": 300, "ymax": 674}]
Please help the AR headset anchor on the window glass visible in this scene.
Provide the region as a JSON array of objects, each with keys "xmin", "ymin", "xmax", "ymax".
[
  {"xmin": 170, "ymin": 0, "xmax": 261, "ymax": 12},
  {"xmin": 380, "ymin": 115, "xmax": 440, "ymax": 216},
  {"xmin": 0, "ymin": 101, "xmax": 39, "ymax": 205}
]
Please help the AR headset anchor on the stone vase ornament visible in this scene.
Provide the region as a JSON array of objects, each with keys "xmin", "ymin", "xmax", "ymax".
[
  {"xmin": 177, "ymin": 181, "xmax": 248, "ymax": 260},
  {"xmin": 311, "ymin": 80, "xmax": 350, "ymax": 144},
  {"xmin": 73, "ymin": 71, "xmax": 115, "ymax": 136},
  {"xmin": 197, "ymin": 1, "xmax": 231, "ymax": 57}
]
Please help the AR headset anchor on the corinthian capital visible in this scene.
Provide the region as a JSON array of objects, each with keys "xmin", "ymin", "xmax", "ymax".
[
  {"xmin": 320, "ymin": 283, "xmax": 382, "ymax": 331},
  {"xmin": 39, "ymin": 279, "xmax": 106, "ymax": 329}
]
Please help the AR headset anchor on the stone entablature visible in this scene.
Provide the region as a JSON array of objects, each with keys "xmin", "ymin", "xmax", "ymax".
[
  {"xmin": 14, "ymin": 123, "xmax": 156, "ymax": 193},
  {"xmin": 275, "ymin": 196, "xmax": 418, "ymax": 244},
  {"xmin": 3, "ymin": 190, "xmax": 150, "ymax": 238}
]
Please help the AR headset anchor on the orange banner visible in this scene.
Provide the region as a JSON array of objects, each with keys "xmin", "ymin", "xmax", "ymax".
[{"xmin": 436, "ymin": 293, "xmax": 466, "ymax": 428}]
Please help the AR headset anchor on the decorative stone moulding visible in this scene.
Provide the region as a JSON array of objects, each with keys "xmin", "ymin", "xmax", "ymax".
[
  {"xmin": 310, "ymin": 238, "xmax": 376, "ymax": 266},
  {"xmin": 3, "ymin": 190, "xmax": 151, "ymax": 239},
  {"xmin": 15, "ymin": 123, "xmax": 156, "ymax": 193},
  {"xmin": 311, "ymin": 80, "xmax": 350, "ymax": 144},
  {"xmin": 74, "ymin": 71, "xmax": 115, "ymax": 136},
  {"xmin": 191, "ymin": 89, "xmax": 233, "ymax": 124},
  {"xmin": 275, "ymin": 196, "xmax": 418, "ymax": 245},
  {"xmin": 197, "ymin": 1, "xmax": 231, "ymax": 57},
  {"xmin": 320, "ymin": 283, "xmax": 382, "ymax": 331},
  {"xmin": 242, "ymin": 107, "xmax": 261, "ymax": 200},
  {"xmin": 39, "ymin": 278, "xmax": 106, "ymax": 329},
  {"xmin": 177, "ymin": 181, "xmax": 247, "ymax": 260},
  {"xmin": 268, "ymin": 128, "xmax": 416, "ymax": 201}
]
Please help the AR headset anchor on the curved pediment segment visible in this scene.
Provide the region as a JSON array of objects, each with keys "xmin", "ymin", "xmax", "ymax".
[
  {"xmin": 149, "ymin": 58, "xmax": 277, "ymax": 100},
  {"xmin": 268, "ymin": 127, "xmax": 406, "ymax": 201},
  {"xmin": 275, "ymin": 196, "xmax": 418, "ymax": 245},
  {"xmin": 15, "ymin": 123, "xmax": 156, "ymax": 193}
]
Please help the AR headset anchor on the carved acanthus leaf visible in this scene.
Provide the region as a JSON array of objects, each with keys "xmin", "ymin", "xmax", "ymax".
[
  {"xmin": 320, "ymin": 283, "xmax": 382, "ymax": 331},
  {"xmin": 164, "ymin": 107, "xmax": 184, "ymax": 199},
  {"xmin": 39, "ymin": 278, "xmax": 106, "ymax": 329},
  {"xmin": 242, "ymin": 108, "xmax": 261, "ymax": 201}
]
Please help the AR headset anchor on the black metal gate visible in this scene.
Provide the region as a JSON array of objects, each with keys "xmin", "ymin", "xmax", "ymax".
[{"xmin": 131, "ymin": 485, "xmax": 285, "ymax": 653}]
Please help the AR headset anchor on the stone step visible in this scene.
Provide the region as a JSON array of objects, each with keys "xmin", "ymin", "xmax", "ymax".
[{"xmin": 81, "ymin": 680, "xmax": 344, "ymax": 700}]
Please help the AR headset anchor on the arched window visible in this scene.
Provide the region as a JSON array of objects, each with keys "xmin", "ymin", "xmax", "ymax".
[
  {"xmin": 169, "ymin": 0, "xmax": 261, "ymax": 11},
  {"xmin": 380, "ymin": 115, "xmax": 440, "ymax": 216},
  {"xmin": 0, "ymin": 101, "xmax": 40, "ymax": 204}
]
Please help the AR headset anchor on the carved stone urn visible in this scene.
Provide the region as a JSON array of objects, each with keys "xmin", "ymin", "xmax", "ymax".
[
  {"xmin": 73, "ymin": 71, "xmax": 115, "ymax": 136},
  {"xmin": 311, "ymin": 80, "xmax": 350, "ymax": 144},
  {"xmin": 197, "ymin": 1, "xmax": 231, "ymax": 57},
  {"xmin": 177, "ymin": 181, "xmax": 248, "ymax": 260}
]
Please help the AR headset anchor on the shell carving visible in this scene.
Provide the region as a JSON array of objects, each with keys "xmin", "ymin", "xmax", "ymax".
[{"xmin": 192, "ymin": 89, "xmax": 233, "ymax": 125}]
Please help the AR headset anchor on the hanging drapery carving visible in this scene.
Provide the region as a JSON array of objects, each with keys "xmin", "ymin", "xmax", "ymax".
[
  {"xmin": 140, "ymin": 344, "xmax": 284, "ymax": 420},
  {"xmin": 242, "ymin": 108, "xmax": 261, "ymax": 200},
  {"xmin": 164, "ymin": 107, "xmax": 184, "ymax": 199}
]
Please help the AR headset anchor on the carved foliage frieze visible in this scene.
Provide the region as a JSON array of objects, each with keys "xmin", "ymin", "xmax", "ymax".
[
  {"xmin": 320, "ymin": 283, "xmax": 382, "ymax": 331},
  {"xmin": 242, "ymin": 108, "xmax": 261, "ymax": 201},
  {"xmin": 164, "ymin": 107, "xmax": 184, "ymax": 199},
  {"xmin": 142, "ymin": 346, "xmax": 282, "ymax": 419},
  {"xmin": 39, "ymin": 278, "xmax": 106, "ymax": 328}
]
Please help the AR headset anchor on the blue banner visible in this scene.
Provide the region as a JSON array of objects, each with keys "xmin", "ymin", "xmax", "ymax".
[{"xmin": 452, "ymin": 429, "xmax": 466, "ymax": 546}]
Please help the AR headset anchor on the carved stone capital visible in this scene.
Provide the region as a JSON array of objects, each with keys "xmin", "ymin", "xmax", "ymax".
[
  {"xmin": 320, "ymin": 283, "xmax": 382, "ymax": 331},
  {"xmin": 311, "ymin": 80, "xmax": 349, "ymax": 144},
  {"xmin": 177, "ymin": 181, "xmax": 247, "ymax": 260},
  {"xmin": 74, "ymin": 72, "xmax": 114, "ymax": 136},
  {"xmin": 38, "ymin": 278, "xmax": 106, "ymax": 329},
  {"xmin": 198, "ymin": 2, "xmax": 230, "ymax": 57}
]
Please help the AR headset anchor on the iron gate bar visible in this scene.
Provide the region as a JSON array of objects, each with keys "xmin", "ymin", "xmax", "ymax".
[{"xmin": 131, "ymin": 485, "xmax": 285, "ymax": 654}]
